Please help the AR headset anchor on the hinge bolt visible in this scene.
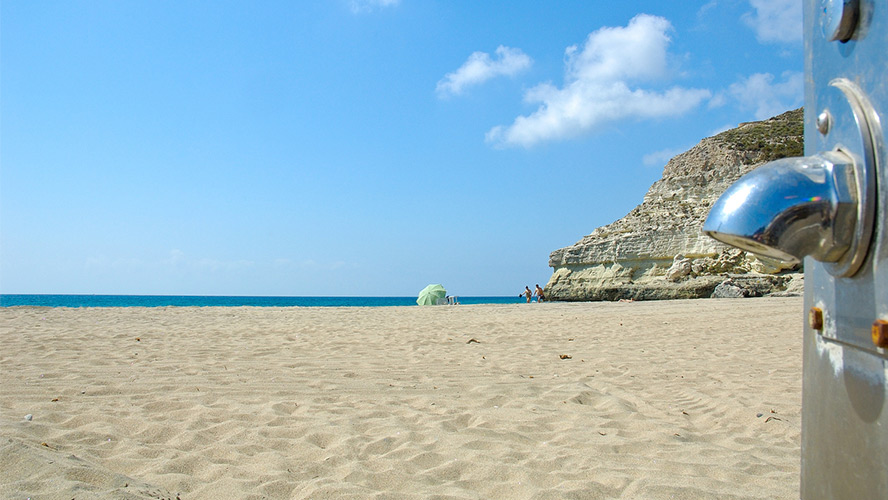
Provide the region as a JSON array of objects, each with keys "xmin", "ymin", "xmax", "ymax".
[
  {"xmin": 809, "ymin": 307, "xmax": 824, "ymax": 330},
  {"xmin": 816, "ymin": 110, "xmax": 831, "ymax": 135},
  {"xmin": 823, "ymin": 0, "xmax": 860, "ymax": 42},
  {"xmin": 872, "ymin": 320, "xmax": 888, "ymax": 348}
]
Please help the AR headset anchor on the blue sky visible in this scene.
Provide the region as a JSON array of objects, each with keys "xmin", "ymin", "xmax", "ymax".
[{"xmin": 1, "ymin": 0, "xmax": 803, "ymax": 297}]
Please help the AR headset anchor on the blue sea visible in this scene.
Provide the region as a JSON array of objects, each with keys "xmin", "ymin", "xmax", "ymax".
[{"xmin": 0, "ymin": 295, "xmax": 522, "ymax": 308}]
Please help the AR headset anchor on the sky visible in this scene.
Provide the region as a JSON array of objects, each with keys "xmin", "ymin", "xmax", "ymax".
[{"xmin": 0, "ymin": 0, "xmax": 804, "ymax": 297}]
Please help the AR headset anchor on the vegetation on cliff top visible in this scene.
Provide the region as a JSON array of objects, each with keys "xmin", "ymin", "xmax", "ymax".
[{"xmin": 716, "ymin": 108, "xmax": 804, "ymax": 162}]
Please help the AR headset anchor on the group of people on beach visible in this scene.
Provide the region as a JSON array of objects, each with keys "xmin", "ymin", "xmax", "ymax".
[{"xmin": 521, "ymin": 285, "xmax": 545, "ymax": 303}]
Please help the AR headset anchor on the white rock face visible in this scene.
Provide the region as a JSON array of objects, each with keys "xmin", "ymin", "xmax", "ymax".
[
  {"xmin": 666, "ymin": 256, "xmax": 692, "ymax": 282},
  {"xmin": 546, "ymin": 109, "xmax": 804, "ymax": 301}
]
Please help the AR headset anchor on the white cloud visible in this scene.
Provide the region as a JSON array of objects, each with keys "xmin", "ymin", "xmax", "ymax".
[
  {"xmin": 697, "ymin": 0, "xmax": 719, "ymax": 19},
  {"xmin": 642, "ymin": 147, "xmax": 687, "ymax": 167},
  {"xmin": 194, "ymin": 258, "xmax": 255, "ymax": 272},
  {"xmin": 166, "ymin": 249, "xmax": 186, "ymax": 266},
  {"xmin": 742, "ymin": 0, "xmax": 802, "ymax": 44},
  {"xmin": 291, "ymin": 258, "xmax": 358, "ymax": 271},
  {"xmin": 486, "ymin": 14, "xmax": 710, "ymax": 148},
  {"xmin": 729, "ymin": 71, "xmax": 803, "ymax": 119},
  {"xmin": 160, "ymin": 249, "xmax": 256, "ymax": 272},
  {"xmin": 349, "ymin": 0, "xmax": 400, "ymax": 14},
  {"xmin": 709, "ymin": 123, "xmax": 736, "ymax": 137},
  {"xmin": 707, "ymin": 92, "xmax": 728, "ymax": 109},
  {"xmin": 436, "ymin": 46, "xmax": 532, "ymax": 98}
]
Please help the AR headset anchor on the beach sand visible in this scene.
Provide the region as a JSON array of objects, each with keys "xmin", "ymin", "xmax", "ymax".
[{"xmin": 1, "ymin": 297, "xmax": 803, "ymax": 499}]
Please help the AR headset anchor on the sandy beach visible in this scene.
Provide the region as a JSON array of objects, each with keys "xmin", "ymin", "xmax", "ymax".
[{"xmin": 1, "ymin": 297, "xmax": 803, "ymax": 499}]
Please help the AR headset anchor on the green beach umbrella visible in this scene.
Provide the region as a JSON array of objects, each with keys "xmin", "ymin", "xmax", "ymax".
[{"xmin": 416, "ymin": 284, "xmax": 446, "ymax": 306}]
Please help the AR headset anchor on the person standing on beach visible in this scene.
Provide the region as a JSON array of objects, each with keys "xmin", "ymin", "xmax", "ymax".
[
  {"xmin": 522, "ymin": 286, "xmax": 532, "ymax": 303},
  {"xmin": 534, "ymin": 284, "xmax": 545, "ymax": 302}
]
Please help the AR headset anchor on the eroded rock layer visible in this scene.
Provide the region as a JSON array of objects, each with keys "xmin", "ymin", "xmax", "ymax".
[{"xmin": 546, "ymin": 109, "xmax": 805, "ymax": 301}]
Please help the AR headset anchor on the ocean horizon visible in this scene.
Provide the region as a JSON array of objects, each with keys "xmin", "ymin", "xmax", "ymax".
[{"xmin": 0, "ymin": 294, "xmax": 524, "ymax": 308}]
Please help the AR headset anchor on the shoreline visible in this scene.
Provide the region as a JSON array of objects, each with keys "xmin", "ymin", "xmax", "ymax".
[{"xmin": 0, "ymin": 295, "xmax": 524, "ymax": 308}]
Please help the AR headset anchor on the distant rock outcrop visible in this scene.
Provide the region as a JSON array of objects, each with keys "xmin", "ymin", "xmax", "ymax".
[{"xmin": 545, "ymin": 108, "xmax": 805, "ymax": 301}]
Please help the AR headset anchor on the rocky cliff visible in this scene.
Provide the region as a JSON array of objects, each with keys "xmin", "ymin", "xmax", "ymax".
[{"xmin": 546, "ymin": 108, "xmax": 805, "ymax": 301}]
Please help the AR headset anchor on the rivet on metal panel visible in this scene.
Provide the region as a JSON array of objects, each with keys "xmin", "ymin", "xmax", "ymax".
[
  {"xmin": 816, "ymin": 110, "xmax": 831, "ymax": 135},
  {"xmin": 872, "ymin": 320, "xmax": 888, "ymax": 348},
  {"xmin": 823, "ymin": 0, "xmax": 860, "ymax": 42},
  {"xmin": 809, "ymin": 307, "xmax": 824, "ymax": 330}
]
